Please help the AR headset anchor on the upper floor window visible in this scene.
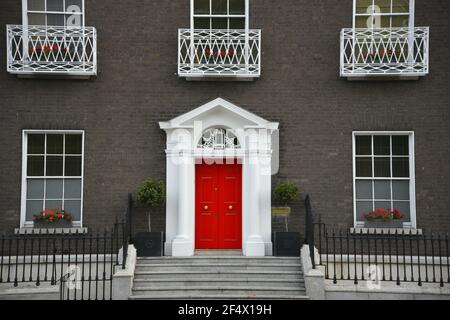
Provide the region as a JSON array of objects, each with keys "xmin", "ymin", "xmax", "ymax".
[
  {"xmin": 192, "ymin": 0, "xmax": 248, "ymax": 30},
  {"xmin": 21, "ymin": 131, "xmax": 85, "ymax": 228},
  {"xmin": 354, "ymin": 0, "xmax": 414, "ymax": 29},
  {"xmin": 353, "ymin": 132, "xmax": 416, "ymax": 229},
  {"xmin": 25, "ymin": 0, "xmax": 85, "ymax": 27}
]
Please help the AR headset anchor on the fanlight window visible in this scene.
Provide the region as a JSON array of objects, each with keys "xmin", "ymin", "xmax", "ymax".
[{"xmin": 198, "ymin": 128, "xmax": 241, "ymax": 150}]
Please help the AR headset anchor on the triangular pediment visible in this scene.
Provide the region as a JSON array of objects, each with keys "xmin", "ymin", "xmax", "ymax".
[{"xmin": 159, "ymin": 98, "xmax": 278, "ymax": 130}]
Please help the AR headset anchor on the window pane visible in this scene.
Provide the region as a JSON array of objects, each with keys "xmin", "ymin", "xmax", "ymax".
[
  {"xmin": 356, "ymin": 157, "xmax": 372, "ymax": 177},
  {"xmin": 356, "ymin": 0, "xmax": 373, "ymax": 14},
  {"xmin": 47, "ymin": 134, "xmax": 63, "ymax": 154},
  {"xmin": 393, "ymin": 201, "xmax": 410, "ymax": 222},
  {"xmin": 45, "ymin": 200, "xmax": 63, "ymax": 211},
  {"xmin": 27, "ymin": 179, "xmax": 45, "ymax": 199},
  {"xmin": 65, "ymin": 156, "xmax": 82, "ymax": 176},
  {"xmin": 391, "ymin": 15, "xmax": 409, "ymax": 27},
  {"xmin": 356, "ymin": 180, "xmax": 373, "ymax": 200},
  {"xmin": 392, "ymin": 136, "xmax": 409, "ymax": 155},
  {"xmin": 65, "ymin": 134, "xmax": 82, "ymax": 154},
  {"xmin": 356, "ymin": 201, "xmax": 373, "ymax": 221},
  {"xmin": 194, "ymin": 0, "xmax": 210, "ymax": 14},
  {"xmin": 392, "ymin": 0, "xmax": 409, "ymax": 13},
  {"xmin": 66, "ymin": 0, "xmax": 83, "ymax": 11},
  {"xmin": 229, "ymin": 0, "xmax": 245, "ymax": 14},
  {"xmin": 229, "ymin": 18, "xmax": 245, "ymax": 29},
  {"xmin": 28, "ymin": 134, "xmax": 45, "ymax": 154},
  {"xmin": 28, "ymin": 156, "xmax": 45, "ymax": 176},
  {"xmin": 65, "ymin": 179, "xmax": 82, "ymax": 199},
  {"xmin": 212, "ymin": 0, "xmax": 228, "ymax": 14},
  {"xmin": 46, "ymin": 156, "xmax": 63, "ymax": 176},
  {"xmin": 211, "ymin": 18, "xmax": 228, "ymax": 29},
  {"xmin": 393, "ymin": 181, "xmax": 410, "ymax": 200},
  {"xmin": 374, "ymin": 157, "xmax": 390, "ymax": 177},
  {"xmin": 194, "ymin": 18, "xmax": 210, "ymax": 29},
  {"xmin": 46, "ymin": 179, "xmax": 63, "ymax": 199},
  {"xmin": 47, "ymin": 0, "xmax": 64, "ymax": 12},
  {"xmin": 355, "ymin": 16, "xmax": 371, "ymax": 28},
  {"xmin": 28, "ymin": 13, "xmax": 46, "ymax": 25},
  {"xmin": 374, "ymin": 180, "xmax": 391, "ymax": 200},
  {"xmin": 28, "ymin": 0, "xmax": 46, "ymax": 11},
  {"xmin": 393, "ymin": 158, "xmax": 409, "ymax": 177},
  {"xmin": 356, "ymin": 136, "xmax": 372, "ymax": 155},
  {"xmin": 47, "ymin": 14, "xmax": 65, "ymax": 26},
  {"xmin": 375, "ymin": 0, "xmax": 392, "ymax": 13},
  {"xmin": 375, "ymin": 201, "xmax": 391, "ymax": 211},
  {"xmin": 65, "ymin": 200, "xmax": 81, "ymax": 221},
  {"xmin": 374, "ymin": 136, "xmax": 390, "ymax": 155},
  {"xmin": 26, "ymin": 200, "xmax": 44, "ymax": 221}
]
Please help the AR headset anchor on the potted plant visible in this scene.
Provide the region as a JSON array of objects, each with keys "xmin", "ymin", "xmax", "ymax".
[
  {"xmin": 272, "ymin": 181, "xmax": 299, "ymax": 220},
  {"xmin": 33, "ymin": 209, "xmax": 73, "ymax": 229},
  {"xmin": 272, "ymin": 181, "xmax": 300, "ymax": 257},
  {"xmin": 134, "ymin": 179, "xmax": 166, "ymax": 257},
  {"xmin": 364, "ymin": 208, "xmax": 404, "ymax": 228}
]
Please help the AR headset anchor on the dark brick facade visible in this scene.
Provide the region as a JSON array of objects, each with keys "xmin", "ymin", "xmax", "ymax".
[{"xmin": 0, "ymin": 0, "xmax": 449, "ymax": 235}]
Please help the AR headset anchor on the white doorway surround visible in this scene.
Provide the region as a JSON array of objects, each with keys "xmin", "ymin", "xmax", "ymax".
[{"xmin": 159, "ymin": 98, "xmax": 279, "ymax": 257}]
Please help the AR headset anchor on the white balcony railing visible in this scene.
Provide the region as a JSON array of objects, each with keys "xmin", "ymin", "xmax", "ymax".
[
  {"xmin": 340, "ymin": 27, "xmax": 429, "ymax": 78},
  {"xmin": 178, "ymin": 29, "xmax": 261, "ymax": 79},
  {"xmin": 7, "ymin": 25, "xmax": 97, "ymax": 76}
]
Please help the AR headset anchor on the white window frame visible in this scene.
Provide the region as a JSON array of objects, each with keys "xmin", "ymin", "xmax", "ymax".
[
  {"xmin": 22, "ymin": 0, "xmax": 86, "ymax": 27},
  {"xmin": 20, "ymin": 130, "xmax": 85, "ymax": 228},
  {"xmin": 352, "ymin": 0, "xmax": 415, "ymax": 29},
  {"xmin": 190, "ymin": 0, "xmax": 249, "ymax": 30},
  {"xmin": 352, "ymin": 131, "xmax": 416, "ymax": 229}
]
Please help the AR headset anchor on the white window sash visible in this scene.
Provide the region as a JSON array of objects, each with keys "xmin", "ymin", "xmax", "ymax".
[
  {"xmin": 352, "ymin": 131, "xmax": 416, "ymax": 229},
  {"xmin": 352, "ymin": 0, "xmax": 415, "ymax": 29},
  {"xmin": 21, "ymin": 130, "xmax": 85, "ymax": 228}
]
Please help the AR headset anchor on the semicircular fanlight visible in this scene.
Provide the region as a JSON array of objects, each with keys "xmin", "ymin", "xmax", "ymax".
[{"xmin": 198, "ymin": 128, "xmax": 241, "ymax": 150}]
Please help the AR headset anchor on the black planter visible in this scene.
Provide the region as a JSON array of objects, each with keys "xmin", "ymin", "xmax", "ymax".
[
  {"xmin": 134, "ymin": 232, "xmax": 164, "ymax": 257},
  {"xmin": 273, "ymin": 232, "xmax": 301, "ymax": 257},
  {"xmin": 34, "ymin": 220, "xmax": 73, "ymax": 229},
  {"xmin": 364, "ymin": 220, "xmax": 404, "ymax": 229}
]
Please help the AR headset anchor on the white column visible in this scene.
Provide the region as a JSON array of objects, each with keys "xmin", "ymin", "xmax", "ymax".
[
  {"xmin": 171, "ymin": 132, "xmax": 195, "ymax": 257},
  {"xmin": 244, "ymin": 130, "xmax": 266, "ymax": 257}
]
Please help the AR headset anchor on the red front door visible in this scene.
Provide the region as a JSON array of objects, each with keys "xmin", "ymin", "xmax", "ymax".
[{"xmin": 195, "ymin": 160, "xmax": 242, "ymax": 249}]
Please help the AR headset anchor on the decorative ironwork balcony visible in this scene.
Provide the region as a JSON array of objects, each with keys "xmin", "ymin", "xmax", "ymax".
[
  {"xmin": 178, "ymin": 29, "xmax": 261, "ymax": 79},
  {"xmin": 340, "ymin": 27, "xmax": 429, "ymax": 78},
  {"xmin": 7, "ymin": 25, "xmax": 97, "ymax": 77}
]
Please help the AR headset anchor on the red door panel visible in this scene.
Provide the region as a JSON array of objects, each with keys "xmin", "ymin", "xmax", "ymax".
[{"xmin": 195, "ymin": 160, "xmax": 242, "ymax": 249}]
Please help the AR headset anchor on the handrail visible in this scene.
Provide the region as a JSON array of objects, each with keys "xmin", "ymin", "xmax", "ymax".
[{"xmin": 304, "ymin": 194, "xmax": 316, "ymax": 269}]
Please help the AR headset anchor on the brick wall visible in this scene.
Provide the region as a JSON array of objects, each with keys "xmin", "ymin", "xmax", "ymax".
[{"xmin": 0, "ymin": 0, "xmax": 449, "ymax": 235}]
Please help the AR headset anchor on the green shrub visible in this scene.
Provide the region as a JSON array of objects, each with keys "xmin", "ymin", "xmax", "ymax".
[
  {"xmin": 273, "ymin": 181, "xmax": 299, "ymax": 206},
  {"xmin": 135, "ymin": 179, "xmax": 166, "ymax": 208}
]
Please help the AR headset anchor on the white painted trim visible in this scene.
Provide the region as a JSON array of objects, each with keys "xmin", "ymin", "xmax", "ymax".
[
  {"xmin": 352, "ymin": 131, "xmax": 416, "ymax": 229},
  {"xmin": 20, "ymin": 130, "xmax": 85, "ymax": 228}
]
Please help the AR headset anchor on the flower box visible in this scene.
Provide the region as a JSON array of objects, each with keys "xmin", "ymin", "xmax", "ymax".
[
  {"xmin": 34, "ymin": 220, "xmax": 73, "ymax": 229},
  {"xmin": 363, "ymin": 208, "xmax": 404, "ymax": 228},
  {"xmin": 272, "ymin": 207, "xmax": 291, "ymax": 217}
]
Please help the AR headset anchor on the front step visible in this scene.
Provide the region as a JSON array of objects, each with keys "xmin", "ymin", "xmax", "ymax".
[{"xmin": 131, "ymin": 256, "xmax": 308, "ymax": 300}]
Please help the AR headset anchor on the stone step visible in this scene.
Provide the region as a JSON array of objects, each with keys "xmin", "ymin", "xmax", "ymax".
[
  {"xmin": 130, "ymin": 293, "xmax": 309, "ymax": 300},
  {"xmin": 133, "ymin": 270, "xmax": 303, "ymax": 281},
  {"xmin": 133, "ymin": 278, "xmax": 305, "ymax": 288},
  {"xmin": 135, "ymin": 263, "xmax": 301, "ymax": 272},
  {"xmin": 137, "ymin": 257, "xmax": 301, "ymax": 265},
  {"xmin": 132, "ymin": 286, "xmax": 307, "ymax": 297}
]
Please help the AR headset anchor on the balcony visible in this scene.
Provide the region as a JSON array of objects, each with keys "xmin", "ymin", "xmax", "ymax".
[
  {"xmin": 178, "ymin": 29, "xmax": 261, "ymax": 80},
  {"xmin": 340, "ymin": 27, "xmax": 429, "ymax": 79},
  {"xmin": 7, "ymin": 25, "xmax": 97, "ymax": 78}
]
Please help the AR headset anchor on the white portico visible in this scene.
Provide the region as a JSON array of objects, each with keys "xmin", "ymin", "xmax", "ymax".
[{"xmin": 159, "ymin": 98, "xmax": 279, "ymax": 257}]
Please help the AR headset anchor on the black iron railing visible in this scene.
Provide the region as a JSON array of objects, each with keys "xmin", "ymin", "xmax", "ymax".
[
  {"xmin": 313, "ymin": 223, "xmax": 450, "ymax": 287},
  {"xmin": 0, "ymin": 195, "xmax": 133, "ymax": 300},
  {"xmin": 304, "ymin": 195, "xmax": 316, "ymax": 269}
]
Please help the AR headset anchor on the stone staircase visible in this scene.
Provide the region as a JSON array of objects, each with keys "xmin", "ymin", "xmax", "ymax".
[{"xmin": 130, "ymin": 255, "xmax": 309, "ymax": 300}]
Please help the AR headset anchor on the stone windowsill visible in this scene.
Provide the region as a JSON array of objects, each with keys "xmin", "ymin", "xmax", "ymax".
[
  {"xmin": 350, "ymin": 228, "xmax": 423, "ymax": 235},
  {"xmin": 14, "ymin": 227, "xmax": 89, "ymax": 236}
]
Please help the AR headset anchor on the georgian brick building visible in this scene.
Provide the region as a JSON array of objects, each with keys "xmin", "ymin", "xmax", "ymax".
[{"xmin": 0, "ymin": 0, "xmax": 449, "ymax": 257}]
